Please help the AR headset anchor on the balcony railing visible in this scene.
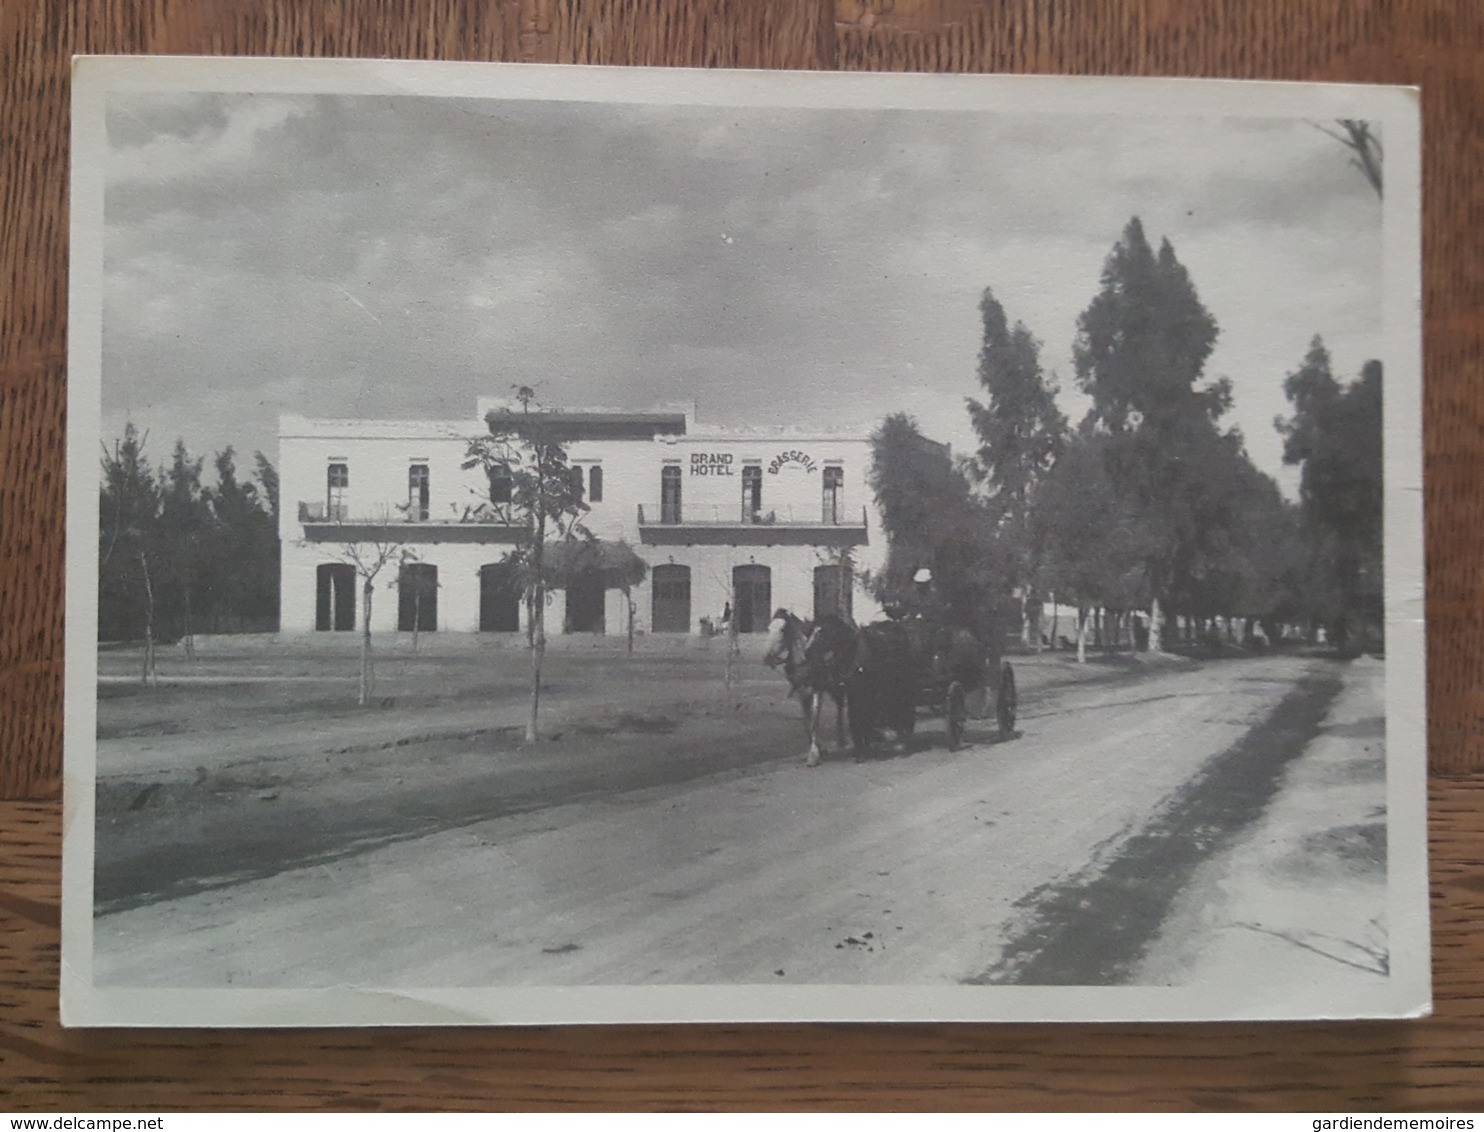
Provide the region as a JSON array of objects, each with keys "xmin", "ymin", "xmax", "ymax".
[
  {"xmin": 297, "ymin": 500, "xmax": 522, "ymax": 527},
  {"xmin": 637, "ymin": 503, "xmax": 867, "ymax": 528}
]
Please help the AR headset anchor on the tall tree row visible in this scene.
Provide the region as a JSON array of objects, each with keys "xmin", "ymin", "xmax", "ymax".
[
  {"xmin": 1067, "ymin": 217, "xmax": 1232, "ymax": 650},
  {"xmin": 1028, "ymin": 217, "xmax": 1323, "ymax": 651},
  {"xmin": 875, "ymin": 215, "xmax": 1374, "ymax": 657},
  {"xmin": 99, "ymin": 426, "xmax": 281, "ymax": 644},
  {"xmin": 1035, "ymin": 220, "xmax": 1377, "ymax": 651}
]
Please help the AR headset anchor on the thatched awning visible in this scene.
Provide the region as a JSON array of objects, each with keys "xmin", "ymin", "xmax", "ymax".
[{"xmin": 540, "ymin": 537, "xmax": 648, "ymax": 588}]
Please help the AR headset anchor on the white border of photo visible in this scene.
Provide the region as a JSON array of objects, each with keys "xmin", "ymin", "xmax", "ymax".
[{"xmin": 63, "ymin": 57, "xmax": 1427, "ymax": 1026}]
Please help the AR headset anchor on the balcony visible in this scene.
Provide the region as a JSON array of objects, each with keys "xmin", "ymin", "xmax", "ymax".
[
  {"xmin": 296, "ymin": 500, "xmax": 523, "ymax": 544},
  {"xmin": 635, "ymin": 503, "xmax": 868, "ymax": 547}
]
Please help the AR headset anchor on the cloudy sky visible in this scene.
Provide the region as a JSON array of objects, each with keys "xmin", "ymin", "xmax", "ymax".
[{"xmin": 101, "ymin": 90, "xmax": 1383, "ymax": 495}]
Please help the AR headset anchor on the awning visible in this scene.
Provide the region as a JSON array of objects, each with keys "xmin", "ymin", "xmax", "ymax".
[{"xmin": 538, "ymin": 537, "xmax": 648, "ymax": 587}]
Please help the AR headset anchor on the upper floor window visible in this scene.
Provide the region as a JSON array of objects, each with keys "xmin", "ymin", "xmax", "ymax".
[
  {"xmin": 326, "ymin": 462, "xmax": 349, "ymax": 521},
  {"xmin": 488, "ymin": 465, "xmax": 513, "ymax": 505},
  {"xmin": 823, "ymin": 465, "xmax": 844, "ymax": 524},
  {"xmin": 742, "ymin": 465, "xmax": 763, "ymax": 523},
  {"xmin": 661, "ymin": 465, "xmax": 682, "ymax": 524},
  {"xmin": 588, "ymin": 465, "xmax": 603, "ymax": 503},
  {"xmin": 407, "ymin": 463, "xmax": 430, "ymax": 521}
]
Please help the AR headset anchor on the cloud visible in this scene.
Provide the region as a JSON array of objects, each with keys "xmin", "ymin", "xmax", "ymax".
[
  {"xmin": 107, "ymin": 94, "xmax": 311, "ymax": 187},
  {"xmin": 98, "ymin": 92, "xmax": 1384, "ymax": 497}
]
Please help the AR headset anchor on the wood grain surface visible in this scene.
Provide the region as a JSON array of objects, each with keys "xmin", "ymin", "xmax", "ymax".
[{"xmin": 2, "ymin": 0, "xmax": 1482, "ymax": 1111}]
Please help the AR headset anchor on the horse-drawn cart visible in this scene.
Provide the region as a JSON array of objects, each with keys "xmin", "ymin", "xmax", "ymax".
[
  {"xmin": 766, "ymin": 591, "xmax": 1021, "ymax": 764},
  {"xmin": 909, "ymin": 618, "xmax": 1017, "ymax": 750},
  {"xmin": 846, "ymin": 612, "xmax": 1018, "ymax": 753}
]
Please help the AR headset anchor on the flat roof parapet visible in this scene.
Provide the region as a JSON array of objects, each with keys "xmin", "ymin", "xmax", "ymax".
[
  {"xmin": 482, "ymin": 409, "xmax": 689, "ymax": 441},
  {"xmin": 279, "ymin": 415, "xmax": 475, "ymax": 440}
]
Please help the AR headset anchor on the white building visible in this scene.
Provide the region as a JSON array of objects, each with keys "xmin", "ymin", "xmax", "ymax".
[{"xmin": 278, "ymin": 402, "xmax": 887, "ymax": 637}]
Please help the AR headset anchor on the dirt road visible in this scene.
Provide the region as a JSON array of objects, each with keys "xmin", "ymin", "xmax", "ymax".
[{"xmin": 92, "ymin": 651, "xmax": 1383, "ymax": 990}]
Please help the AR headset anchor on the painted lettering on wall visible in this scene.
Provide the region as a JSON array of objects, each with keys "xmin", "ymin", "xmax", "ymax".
[
  {"xmin": 690, "ymin": 452, "xmax": 735, "ymax": 476},
  {"xmin": 767, "ymin": 450, "xmax": 818, "ymax": 475}
]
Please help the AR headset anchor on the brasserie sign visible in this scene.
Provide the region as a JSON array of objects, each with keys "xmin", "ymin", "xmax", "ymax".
[{"xmin": 768, "ymin": 450, "xmax": 818, "ymax": 475}]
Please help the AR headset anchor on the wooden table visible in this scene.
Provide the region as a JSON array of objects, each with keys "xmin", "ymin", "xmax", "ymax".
[{"xmin": 2, "ymin": 0, "xmax": 1482, "ymax": 1111}]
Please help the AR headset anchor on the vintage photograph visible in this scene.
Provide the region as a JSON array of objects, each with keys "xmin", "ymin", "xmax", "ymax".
[{"xmin": 64, "ymin": 59, "xmax": 1427, "ymax": 1025}]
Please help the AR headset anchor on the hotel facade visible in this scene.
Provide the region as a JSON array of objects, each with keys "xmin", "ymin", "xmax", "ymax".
[{"xmin": 278, "ymin": 402, "xmax": 887, "ymax": 637}]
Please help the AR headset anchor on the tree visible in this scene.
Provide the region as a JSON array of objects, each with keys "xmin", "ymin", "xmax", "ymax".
[
  {"xmin": 1275, "ymin": 336, "xmax": 1341, "ymax": 463},
  {"xmin": 465, "ymin": 387, "xmax": 590, "ymax": 743},
  {"xmin": 338, "ymin": 539, "xmax": 416, "ymax": 706},
  {"xmin": 253, "ymin": 450, "xmax": 280, "ymax": 521},
  {"xmin": 99, "ymin": 424, "xmax": 162, "ymax": 680},
  {"xmin": 201, "ymin": 447, "xmax": 279, "ymax": 633},
  {"xmin": 1072, "ymin": 217, "xmax": 1229, "ymax": 651},
  {"xmin": 1314, "ymin": 119, "xmax": 1383, "ymax": 198},
  {"xmin": 866, "ymin": 412, "xmax": 1012, "ymax": 643},
  {"xmin": 967, "ymin": 287, "xmax": 1068, "ymax": 525},
  {"xmin": 965, "ymin": 287, "xmax": 1068, "ymax": 646},
  {"xmin": 1276, "ymin": 340, "xmax": 1384, "ymax": 649},
  {"xmin": 100, "ymin": 427, "xmax": 280, "ymax": 647},
  {"xmin": 603, "ymin": 542, "xmax": 648, "ymax": 656},
  {"xmin": 1034, "ymin": 429, "xmax": 1151, "ymax": 660},
  {"xmin": 202, "ymin": 447, "xmax": 249, "ymax": 630},
  {"xmin": 158, "ymin": 439, "xmax": 207, "ymax": 657},
  {"xmin": 1157, "ymin": 428, "xmax": 1290, "ymax": 637},
  {"xmin": 1223, "ymin": 480, "xmax": 1309, "ymax": 642},
  {"xmin": 251, "ymin": 452, "xmax": 283, "ymax": 632}
]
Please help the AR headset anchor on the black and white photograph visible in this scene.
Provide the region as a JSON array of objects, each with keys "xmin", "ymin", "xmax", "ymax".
[{"xmin": 63, "ymin": 58, "xmax": 1427, "ymax": 1025}]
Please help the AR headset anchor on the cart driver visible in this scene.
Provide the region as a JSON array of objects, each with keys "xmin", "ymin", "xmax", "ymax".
[
  {"xmin": 883, "ymin": 567, "xmax": 946, "ymax": 624},
  {"xmin": 910, "ymin": 567, "xmax": 946, "ymax": 620},
  {"xmin": 904, "ymin": 567, "xmax": 954, "ymax": 662}
]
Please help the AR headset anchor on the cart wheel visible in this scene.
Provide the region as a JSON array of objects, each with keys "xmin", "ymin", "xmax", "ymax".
[
  {"xmin": 996, "ymin": 662, "xmax": 1018, "ymax": 736},
  {"xmin": 946, "ymin": 681, "xmax": 967, "ymax": 750}
]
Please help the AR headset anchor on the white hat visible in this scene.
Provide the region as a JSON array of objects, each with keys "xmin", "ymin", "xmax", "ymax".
[{"xmin": 913, "ymin": 568, "xmax": 933, "ymax": 584}]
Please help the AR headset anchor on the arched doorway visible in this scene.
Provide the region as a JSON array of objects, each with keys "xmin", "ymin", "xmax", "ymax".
[
  {"xmin": 479, "ymin": 562, "xmax": 521, "ymax": 632},
  {"xmin": 732, "ymin": 564, "xmax": 772, "ymax": 634},
  {"xmin": 651, "ymin": 564, "xmax": 691, "ymax": 633},
  {"xmin": 566, "ymin": 572, "xmax": 606, "ymax": 633},
  {"xmin": 315, "ymin": 563, "xmax": 356, "ymax": 631},
  {"xmin": 397, "ymin": 563, "xmax": 438, "ymax": 632}
]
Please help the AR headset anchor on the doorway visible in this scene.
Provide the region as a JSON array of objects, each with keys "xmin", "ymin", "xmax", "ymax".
[
  {"xmin": 479, "ymin": 562, "xmax": 521, "ymax": 632},
  {"xmin": 732, "ymin": 564, "xmax": 772, "ymax": 634},
  {"xmin": 566, "ymin": 571, "xmax": 606, "ymax": 633},
  {"xmin": 315, "ymin": 563, "xmax": 356, "ymax": 631},
  {"xmin": 397, "ymin": 563, "xmax": 438, "ymax": 632},
  {"xmin": 651, "ymin": 564, "xmax": 691, "ymax": 633}
]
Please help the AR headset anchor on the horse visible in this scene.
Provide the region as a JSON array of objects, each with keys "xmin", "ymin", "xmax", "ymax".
[
  {"xmin": 844, "ymin": 618, "xmax": 917, "ymax": 752},
  {"xmin": 763, "ymin": 608, "xmax": 856, "ymax": 767}
]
